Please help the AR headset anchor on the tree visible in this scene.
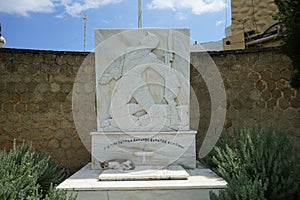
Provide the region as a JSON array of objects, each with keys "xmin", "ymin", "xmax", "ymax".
[{"xmin": 274, "ymin": 0, "xmax": 300, "ymax": 89}]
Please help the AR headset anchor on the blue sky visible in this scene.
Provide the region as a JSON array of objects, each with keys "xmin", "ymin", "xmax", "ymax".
[{"xmin": 0, "ymin": 0, "xmax": 231, "ymax": 51}]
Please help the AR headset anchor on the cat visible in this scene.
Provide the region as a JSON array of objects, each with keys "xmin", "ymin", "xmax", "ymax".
[{"xmin": 99, "ymin": 159, "xmax": 135, "ymax": 170}]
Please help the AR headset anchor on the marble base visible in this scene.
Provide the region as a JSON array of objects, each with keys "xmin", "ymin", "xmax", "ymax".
[
  {"xmin": 91, "ymin": 131, "xmax": 197, "ymax": 169},
  {"xmin": 57, "ymin": 163, "xmax": 227, "ymax": 200}
]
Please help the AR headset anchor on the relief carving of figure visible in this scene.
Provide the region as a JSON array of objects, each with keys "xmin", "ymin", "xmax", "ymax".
[{"xmin": 99, "ymin": 32, "xmax": 188, "ymax": 131}]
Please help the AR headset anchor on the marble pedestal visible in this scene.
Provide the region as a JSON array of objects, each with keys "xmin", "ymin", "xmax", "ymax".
[
  {"xmin": 91, "ymin": 131, "xmax": 197, "ymax": 169},
  {"xmin": 57, "ymin": 163, "xmax": 227, "ymax": 200}
]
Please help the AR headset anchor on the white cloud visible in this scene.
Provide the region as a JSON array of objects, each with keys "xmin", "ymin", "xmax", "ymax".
[
  {"xmin": 102, "ymin": 19, "xmax": 109, "ymax": 24},
  {"xmin": 55, "ymin": 13, "xmax": 66, "ymax": 19},
  {"xmin": 147, "ymin": 0, "xmax": 226, "ymax": 15},
  {"xmin": 176, "ymin": 12, "xmax": 187, "ymax": 20},
  {"xmin": 0, "ymin": 0, "xmax": 122, "ymax": 17},
  {"xmin": 114, "ymin": 15, "xmax": 122, "ymax": 20},
  {"xmin": 0, "ymin": 0, "xmax": 55, "ymax": 16},
  {"xmin": 216, "ymin": 19, "xmax": 224, "ymax": 26},
  {"xmin": 59, "ymin": 0, "xmax": 122, "ymax": 17}
]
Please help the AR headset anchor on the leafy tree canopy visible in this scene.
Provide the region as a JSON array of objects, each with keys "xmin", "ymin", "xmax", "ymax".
[{"xmin": 274, "ymin": 0, "xmax": 300, "ymax": 88}]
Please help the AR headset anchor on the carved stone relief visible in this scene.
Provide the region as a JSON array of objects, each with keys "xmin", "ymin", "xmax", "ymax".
[{"xmin": 95, "ymin": 29, "xmax": 190, "ymax": 132}]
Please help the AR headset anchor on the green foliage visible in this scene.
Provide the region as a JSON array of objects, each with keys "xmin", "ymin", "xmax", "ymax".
[
  {"xmin": 0, "ymin": 142, "xmax": 40, "ymax": 199},
  {"xmin": 203, "ymin": 127, "xmax": 300, "ymax": 200},
  {"xmin": 11, "ymin": 143, "xmax": 67, "ymax": 196},
  {"xmin": 274, "ymin": 0, "xmax": 300, "ymax": 88},
  {"xmin": 44, "ymin": 185, "xmax": 76, "ymax": 200},
  {"xmin": 0, "ymin": 140, "xmax": 76, "ymax": 200},
  {"xmin": 210, "ymin": 175, "xmax": 266, "ymax": 200}
]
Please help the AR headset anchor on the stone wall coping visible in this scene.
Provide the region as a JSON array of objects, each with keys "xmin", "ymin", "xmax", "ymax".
[
  {"xmin": 0, "ymin": 47, "xmax": 91, "ymax": 56},
  {"xmin": 1, "ymin": 46, "xmax": 280, "ymax": 57},
  {"xmin": 192, "ymin": 46, "xmax": 281, "ymax": 56}
]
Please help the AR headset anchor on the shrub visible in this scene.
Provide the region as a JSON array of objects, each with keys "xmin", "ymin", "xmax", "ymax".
[
  {"xmin": 0, "ymin": 140, "xmax": 76, "ymax": 200},
  {"xmin": 203, "ymin": 127, "xmax": 300, "ymax": 200},
  {"xmin": 44, "ymin": 185, "xmax": 75, "ymax": 200},
  {"xmin": 210, "ymin": 174, "xmax": 266, "ymax": 200}
]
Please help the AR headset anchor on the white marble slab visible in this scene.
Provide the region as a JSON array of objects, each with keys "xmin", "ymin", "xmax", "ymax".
[
  {"xmin": 57, "ymin": 163, "xmax": 227, "ymax": 200},
  {"xmin": 91, "ymin": 131, "xmax": 197, "ymax": 169},
  {"xmin": 98, "ymin": 165, "xmax": 189, "ymax": 181}
]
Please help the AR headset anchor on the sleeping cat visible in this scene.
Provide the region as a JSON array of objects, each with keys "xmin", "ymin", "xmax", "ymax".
[{"xmin": 100, "ymin": 159, "xmax": 135, "ymax": 170}]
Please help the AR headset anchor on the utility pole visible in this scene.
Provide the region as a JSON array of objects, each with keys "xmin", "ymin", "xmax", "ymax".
[
  {"xmin": 82, "ymin": 14, "xmax": 87, "ymax": 52},
  {"xmin": 138, "ymin": 0, "xmax": 142, "ymax": 28}
]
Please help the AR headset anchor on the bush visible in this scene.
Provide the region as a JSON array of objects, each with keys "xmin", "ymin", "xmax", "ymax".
[
  {"xmin": 203, "ymin": 127, "xmax": 300, "ymax": 200},
  {"xmin": 210, "ymin": 174, "xmax": 266, "ymax": 200},
  {"xmin": 44, "ymin": 185, "xmax": 75, "ymax": 200},
  {"xmin": 0, "ymin": 140, "xmax": 76, "ymax": 200}
]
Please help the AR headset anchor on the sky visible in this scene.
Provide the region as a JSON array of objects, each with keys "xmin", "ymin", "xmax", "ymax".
[{"xmin": 0, "ymin": 0, "xmax": 231, "ymax": 52}]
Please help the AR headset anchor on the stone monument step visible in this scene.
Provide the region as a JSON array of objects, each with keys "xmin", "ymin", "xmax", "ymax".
[
  {"xmin": 98, "ymin": 165, "xmax": 189, "ymax": 181},
  {"xmin": 57, "ymin": 163, "xmax": 227, "ymax": 200}
]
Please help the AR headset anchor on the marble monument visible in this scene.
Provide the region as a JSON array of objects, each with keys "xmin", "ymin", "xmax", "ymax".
[
  {"xmin": 57, "ymin": 28, "xmax": 226, "ymax": 200},
  {"xmin": 91, "ymin": 28, "xmax": 197, "ymax": 170}
]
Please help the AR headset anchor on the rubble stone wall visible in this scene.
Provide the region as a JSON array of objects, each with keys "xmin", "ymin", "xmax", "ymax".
[
  {"xmin": 191, "ymin": 48, "xmax": 299, "ymax": 156},
  {"xmin": 0, "ymin": 47, "xmax": 299, "ymax": 172}
]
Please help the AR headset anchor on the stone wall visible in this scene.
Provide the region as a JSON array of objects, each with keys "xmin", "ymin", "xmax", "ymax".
[
  {"xmin": 191, "ymin": 48, "xmax": 299, "ymax": 155},
  {"xmin": 0, "ymin": 49, "xmax": 91, "ymax": 173},
  {"xmin": 0, "ymin": 47, "xmax": 299, "ymax": 172}
]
